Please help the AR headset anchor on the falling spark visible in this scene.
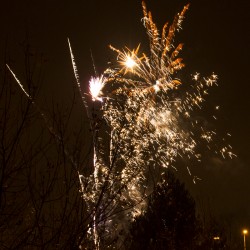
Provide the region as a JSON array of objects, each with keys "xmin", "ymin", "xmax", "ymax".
[
  {"xmin": 68, "ymin": 38, "xmax": 91, "ymax": 120},
  {"xmin": 193, "ymin": 176, "xmax": 202, "ymax": 184},
  {"xmin": 6, "ymin": 64, "xmax": 31, "ymax": 99},
  {"xmin": 68, "ymin": 38, "xmax": 80, "ymax": 88}
]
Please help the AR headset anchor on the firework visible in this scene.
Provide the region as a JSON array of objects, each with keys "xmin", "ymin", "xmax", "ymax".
[
  {"xmin": 8, "ymin": 1, "xmax": 234, "ymax": 249},
  {"xmin": 89, "ymin": 76, "xmax": 105, "ymax": 102},
  {"xmin": 83, "ymin": 1, "xmax": 235, "ymax": 247}
]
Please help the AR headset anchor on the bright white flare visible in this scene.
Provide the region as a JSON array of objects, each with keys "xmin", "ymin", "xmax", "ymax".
[
  {"xmin": 89, "ymin": 75, "xmax": 105, "ymax": 101},
  {"xmin": 125, "ymin": 56, "xmax": 137, "ymax": 69}
]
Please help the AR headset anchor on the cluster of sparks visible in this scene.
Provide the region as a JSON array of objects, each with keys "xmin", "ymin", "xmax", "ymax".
[
  {"xmin": 6, "ymin": 1, "xmax": 235, "ymax": 249},
  {"xmin": 81, "ymin": 1, "xmax": 235, "ymax": 247}
]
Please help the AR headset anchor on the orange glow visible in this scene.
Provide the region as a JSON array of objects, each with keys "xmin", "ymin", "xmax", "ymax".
[{"xmin": 243, "ymin": 229, "xmax": 248, "ymax": 235}]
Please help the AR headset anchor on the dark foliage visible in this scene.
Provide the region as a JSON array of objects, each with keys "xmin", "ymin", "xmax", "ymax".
[{"xmin": 128, "ymin": 171, "xmax": 200, "ymax": 250}]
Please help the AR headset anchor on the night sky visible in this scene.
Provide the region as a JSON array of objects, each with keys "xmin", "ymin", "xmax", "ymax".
[{"xmin": 1, "ymin": 0, "xmax": 250, "ymax": 242}]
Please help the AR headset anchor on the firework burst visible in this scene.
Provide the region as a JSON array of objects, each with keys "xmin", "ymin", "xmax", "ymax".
[
  {"xmin": 83, "ymin": 2, "xmax": 235, "ymax": 247},
  {"xmin": 6, "ymin": 1, "xmax": 233, "ymax": 249},
  {"xmin": 89, "ymin": 75, "xmax": 105, "ymax": 102}
]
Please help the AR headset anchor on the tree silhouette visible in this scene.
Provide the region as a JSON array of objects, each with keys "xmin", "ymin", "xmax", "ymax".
[
  {"xmin": 128, "ymin": 171, "xmax": 200, "ymax": 250},
  {"xmin": 0, "ymin": 43, "xmax": 91, "ymax": 249}
]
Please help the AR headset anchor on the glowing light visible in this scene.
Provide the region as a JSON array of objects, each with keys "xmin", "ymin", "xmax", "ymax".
[
  {"xmin": 243, "ymin": 229, "xmax": 248, "ymax": 250},
  {"xmin": 153, "ymin": 80, "xmax": 161, "ymax": 92},
  {"xmin": 89, "ymin": 75, "xmax": 105, "ymax": 101},
  {"xmin": 110, "ymin": 44, "xmax": 141, "ymax": 74},
  {"xmin": 125, "ymin": 56, "xmax": 137, "ymax": 69},
  {"xmin": 243, "ymin": 229, "xmax": 248, "ymax": 235}
]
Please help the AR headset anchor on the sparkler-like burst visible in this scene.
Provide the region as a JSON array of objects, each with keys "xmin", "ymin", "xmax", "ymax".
[{"xmin": 89, "ymin": 75, "xmax": 105, "ymax": 102}]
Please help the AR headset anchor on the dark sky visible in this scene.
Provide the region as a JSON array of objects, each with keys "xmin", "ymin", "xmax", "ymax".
[{"xmin": 1, "ymin": 0, "xmax": 250, "ymax": 241}]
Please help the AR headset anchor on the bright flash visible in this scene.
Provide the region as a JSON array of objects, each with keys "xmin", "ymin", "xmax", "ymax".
[
  {"xmin": 153, "ymin": 80, "xmax": 161, "ymax": 92},
  {"xmin": 125, "ymin": 56, "xmax": 136, "ymax": 69},
  {"xmin": 110, "ymin": 44, "xmax": 141, "ymax": 74},
  {"xmin": 89, "ymin": 75, "xmax": 105, "ymax": 102}
]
